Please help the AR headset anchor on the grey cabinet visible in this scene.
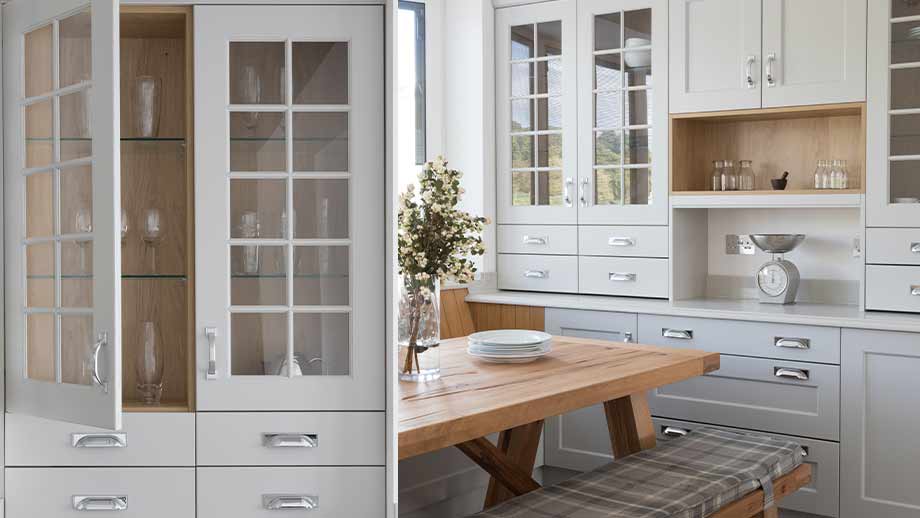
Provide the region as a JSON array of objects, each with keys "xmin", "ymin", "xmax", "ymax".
[{"xmin": 841, "ymin": 329, "xmax": 920, "ymax": 518}]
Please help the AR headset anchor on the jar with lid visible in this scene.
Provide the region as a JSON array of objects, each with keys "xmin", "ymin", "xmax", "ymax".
[
  {"xmin": 738, "ymin": 160, "xmax": 755, "ymax": 191},
  {"xmin": 814, "ymin": 160, "xmax": 827, "ymax": 189},
  {"xmin": 711, "ymin": 160, "xmax": 723, "ymax": 191},
  {"xmin": 721, "ymin": 160, "xmax": 737, "ymax": 191},
  {"xmin": 834, "ymin": 159, "xmax": 849, "ymax": 189}
]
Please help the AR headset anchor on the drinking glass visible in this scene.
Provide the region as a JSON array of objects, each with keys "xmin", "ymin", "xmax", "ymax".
[
  {"xmin": 238, "ymin": 65, "xmax": 262, "ymax": 129},
  {"xmin": 135, "ymin": 321, "xmax": 165, "ymax": 405},
  {"xmin": 75, "ymin": 208, "xmax": 92, "ymax": 273},
  {"xmin": 121, "ymin": 208, "xmax": 129, "ymax": 244},
  {"xmin": 238, "ymin": 211, "xmax": 261, "ymax": 275},
  {"xmin": 143, "ymin": 209, "xmax": 163, "ymax": 272},
  {"xmin": 134, "ymin": 76, "xmax": 162, "ymax": 138}
]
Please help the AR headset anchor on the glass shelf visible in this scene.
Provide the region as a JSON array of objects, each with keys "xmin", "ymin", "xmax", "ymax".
[
  {"xmin": 25, "ymin": 137, "xmax": 186, "ymax": 142},
  {"xmin": 231, "ymin": 273, "xmax": 348, "ymax": 279},
  {"xmin": 122, "ymin": 274, "xmax": 188, "ymax": 280},
  {"xmin": 229, "ymin": 137, "xmax": 347, "ymax": 142}
]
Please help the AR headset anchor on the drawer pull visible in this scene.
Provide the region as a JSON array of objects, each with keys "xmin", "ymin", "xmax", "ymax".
[
  {"xmin": 662, "ymin": 328, "xmax": 693, "ymax": 340},
  {"xmin": 608, "ymin": 236, "xmax": 636, "ymax": 247},
  {"xmin": 912, "ymin": 285, "xmax": 920, "ymax": 297},
  {"xmin": 523, "ymin": 269, "xmax": 548, "ymax": 279},
  {"xmin": 623, "ymin": 332, "xmax": 633, "ymax": 343},
  {"xmin": 522, "ymin": 235, "xmax": 548, "ymax": 245},
  {"xmin": 206, "ymin": 326, "xmax": 218, "ymax": 380},
  {"xmin": 91, "ymin": 332, "xmax": 109, "ymax": 393},
  {"xmin": 774, "ymin": 337, "xmax": 810, "ymax": 350},
  {"xmin": 608, "ymin": 272, "xmax": 637, "ymax": 282},
  {"xmin": 911, "ymin": 242, "xmax": 920, "ymax": 254},
  {"xmin": 72, "ymin": 433, "xmax": 127, "ymax": 449},
  {"xmin": 263, "ymin": 433, "xmax": 318, "ymax": 449},
  {"xmin": 800, "ymin": 446, "xmax": 809, "ymax": 457},
  {"xmin": 263, "ymin": 494, "xmax": 318, "ymax": 511},
  {"xmin": 661, "ymin": 426, "xmax": 689, "ymax": 438},
  {"xmin": 73, "ymin": 496, "xmax": 128, "ymax": 511},
  {"xmin": 563, "ymin": 177, "xmax": 574, "ymax": 207},
  {"xmin": 774, "ymin": 367, "xmax": 810, "ymax": 381}
]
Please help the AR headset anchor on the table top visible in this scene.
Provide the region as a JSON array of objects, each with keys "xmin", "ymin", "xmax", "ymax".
[{"xmin": 399, "ymin": 336, "xmax": 720, "ymax": 459}]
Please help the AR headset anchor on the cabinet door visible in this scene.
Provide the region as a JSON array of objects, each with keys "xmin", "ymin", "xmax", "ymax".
[
  {"xmin": 669, "ymin": 0, "xmax": 762, "ymax": 113},
  {"xmin": 761, "ymin": 0, "xmax": 866, "ymax": 108},
  {"xmin": 3, "ymin": 1, "xmax": 123, "ymax": 429},
  {"xmin": 866, "ymin": 1, "xmax": 920, "ymax": 226},
  {"xmin": 495, "ymin": 0, "xmax": 578, "ymax": 225},
  {"xmin": 841, "ymin": 329, "xmax": 920, "ymax": 518},
  {"xmin": 195, "ymin": 5, "xmax": 384, "ymax": 411},
  {"xmin": 577, "ymin": 0, "xmax": 668, "ymax": 225}
]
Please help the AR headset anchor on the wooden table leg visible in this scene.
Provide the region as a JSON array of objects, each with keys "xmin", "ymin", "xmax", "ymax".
[{"xmin": 603, "ymin": 392, "xmax": 656, "ymax": 458}]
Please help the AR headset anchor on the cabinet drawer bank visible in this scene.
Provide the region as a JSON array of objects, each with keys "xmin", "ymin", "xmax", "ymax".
[
  {"xmin": 6, "ymin": 467, "xmax": 195, "ymax": 517},
  {"xmin": 196, "ymin": 412, "xmax": 385, "ymax": 466},
  {"xmin": 5, "ymin": 413, "xmax": 194, "ymax": 467},
  {"xmin": 497, "ymin": 225, "xmax": 578, "ymax": 255},
  {"xmin": 578, "ymin": 225, "xmax": 669, "ymax": 258},
  {"xmin": 197, "ymin": 466, "xmax": 384, "ymax": 517}
]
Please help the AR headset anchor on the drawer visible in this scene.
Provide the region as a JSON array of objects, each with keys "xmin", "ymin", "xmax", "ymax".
[
  {"xmin": 867, "ymin": 228, "xmax": 920, "ymax": 265},
  {"xmin": 578, "ymin": 225, "xmax": 668, "ymax": 258},
  {"xmin": 5, "ymin": 467, "xmax": 195, "ymax": 517},
  {"xmin": 648, "ymin": 355, "xmax": 840, "ymax": 441},
  {"xmin": 498, "ymin": 254, "xmax": 578, "ymax": 293},
  {"xmin": 545, "ymin": 308, "xmax": 637, "ymax": 343},
  {"xmin": 638, "ymin": 314, "xmax": 840, "ymax": 364},
  {"xmin": 497, "ymin": 225, "xmax": 577, "ymax": 255},
  {"xmin": 197, "ymin": 412, "xmax": 385, "ymax": 466},
  {"xmin": 5, "ymin": 412, "xmax": 194, "ymax": 467},
  {"xmin": 197, "ymin": 467, "xmax": 384, "ymax": 517},
  {"xmin": 866, "ymin": 265, "xmax": 920, "ymax": 312},
  {"xmin": 578, "ymin": 256, "xmax": 668, "ymax": 298},
  {"xmin": 652, "ymin": 417, "xmax": 839, "ymax": 518}
]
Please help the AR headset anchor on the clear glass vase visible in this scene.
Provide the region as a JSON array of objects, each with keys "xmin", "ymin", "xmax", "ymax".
[
  {"xmin": 135, "ymin": 321, "xmax": 165, "ymax": 405},
  {"xmin": 398, "ymin": 276, "xmax": 440, "ymax": 382}
]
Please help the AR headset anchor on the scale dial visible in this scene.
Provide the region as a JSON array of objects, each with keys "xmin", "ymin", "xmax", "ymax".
[{"xmin": 757, "ymin": 262, "xmax": 789, "ymax": 297}]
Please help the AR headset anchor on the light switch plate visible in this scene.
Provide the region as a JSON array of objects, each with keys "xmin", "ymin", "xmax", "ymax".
[{"xmin": 726, "ymin": 235, "xmax": 756, "ymax": 255}]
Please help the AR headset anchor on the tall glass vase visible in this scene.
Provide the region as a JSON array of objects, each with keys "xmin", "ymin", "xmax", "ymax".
[{"xmin": 398, "ymin": 276, "xmax": 440, "ymax": 381}]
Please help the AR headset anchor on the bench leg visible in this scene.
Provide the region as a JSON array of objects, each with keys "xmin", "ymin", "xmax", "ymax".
[{"xmin": 604, "ymin": 392, "xmax": 656, "ymax": 458}]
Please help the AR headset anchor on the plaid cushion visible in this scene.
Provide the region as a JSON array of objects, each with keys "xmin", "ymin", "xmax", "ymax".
[{"xmin": 470, "ymin": 427, "xmax": 803, "ymax": 518}]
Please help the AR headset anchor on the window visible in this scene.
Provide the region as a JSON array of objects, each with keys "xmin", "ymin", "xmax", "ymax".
[{"xmin": 398, "ymin": 1, "xmax": 426, "ymax": 191}]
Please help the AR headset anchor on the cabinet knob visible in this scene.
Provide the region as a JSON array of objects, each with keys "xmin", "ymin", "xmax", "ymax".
[
  {"xmin": 263, "ymin": 494, "xmax": 318, "ymax": 511},
  {"xmin": 73, "ymin": 496, "xmax": 128, "ymax": 511}
]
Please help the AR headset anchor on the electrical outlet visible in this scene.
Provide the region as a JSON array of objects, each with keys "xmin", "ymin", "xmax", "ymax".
[{"xmin": 725, "ymin": 235, "xmax": 756, "ymax": 255}]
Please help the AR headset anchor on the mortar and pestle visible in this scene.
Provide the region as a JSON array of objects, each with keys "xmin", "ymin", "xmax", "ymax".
[{"xmin": 771, "ymin": 171, "xmax": 789, "ymax": 191}]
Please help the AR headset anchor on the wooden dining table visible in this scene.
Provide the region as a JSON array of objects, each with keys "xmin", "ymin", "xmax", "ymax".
[{"xmin": 399, "ymin": 335, "xmax": 721, "ymax": 509}]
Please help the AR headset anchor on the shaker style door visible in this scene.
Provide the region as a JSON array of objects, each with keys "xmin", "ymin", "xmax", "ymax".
[
  {"xmin": 576, "ymin": 0, "xmax": 668, "ymax": 225},
  {"xmin": 195, "ymin": 5, "xmax": 384, "ymax": 411},
  {"xmin": 495, "ymin": 0, "xmax": 578, "ymax": 225},
  {"xmin": 3, "ymin": 0, "xmax": 123, "ymax": 429}
]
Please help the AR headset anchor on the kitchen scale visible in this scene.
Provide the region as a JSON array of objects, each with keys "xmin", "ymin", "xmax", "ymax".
[{"xmin": 749, "ymin": 234, "xmax": 805, "ymax": 305}]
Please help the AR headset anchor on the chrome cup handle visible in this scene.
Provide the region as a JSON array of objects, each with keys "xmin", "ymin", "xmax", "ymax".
[
  {"xmin": 73, "ymin": 496, "xmax": 127, "ymax": 511},
  {"xmin": 262, "ymin": 495, "xmax": 318, "ymax": 511}
]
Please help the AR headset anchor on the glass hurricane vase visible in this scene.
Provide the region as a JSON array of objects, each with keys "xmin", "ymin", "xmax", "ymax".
[{"xmin": 398, "ymin": 276, "xmax": 441, "ymax": 381}]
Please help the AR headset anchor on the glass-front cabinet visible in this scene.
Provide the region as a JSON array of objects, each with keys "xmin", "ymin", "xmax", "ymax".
[
  {"xmin": 867, "ymin": 0, "xmax": 920, "ymax": 225},
  {"xmin": 194, "ymin": 5, "xmax": 384, "ymax": 411}
]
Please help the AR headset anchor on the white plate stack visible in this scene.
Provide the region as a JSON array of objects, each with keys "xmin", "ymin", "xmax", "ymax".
[{"xmin": 466, "ymin": 330, "xmax": 553, "ymax": 364}]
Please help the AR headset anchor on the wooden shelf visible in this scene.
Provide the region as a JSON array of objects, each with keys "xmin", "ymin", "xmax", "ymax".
[
  {"xmin": 124, "ymin": 401, "xmax": 190, "ymax": 413},
  {"xmin": 671, "ymin": 191, "xmax": 862, "ymax": 208}
]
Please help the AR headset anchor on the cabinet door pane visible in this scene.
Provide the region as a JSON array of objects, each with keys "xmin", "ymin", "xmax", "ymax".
[
  {"xmin": 292, "ymin": 42, "xmax": 348, "ymax": 105},
  {"xmin": 59, "ymin": 10, "xmax": 92, "ymax": 88},
  {"xmin": 27, "ymin": 313, "xmax": 56, "ymax": 382},
  {"xmin": 25, "ymin": 24, "xmax": 53, "ymax": 98},
  {"xmin": 26, "ymin": 243, "xmax": 55, "ymax": 307},
  {"xmin": 231, "ymin": 313, "xmax": 287, "ymax": 376},
  {"xmin": 61, "ymin": 240, "xmax": 93, "ymax": 308},
  {"xmin": 230, "ymin": 112, "xmax": 286, "ymax": 172},
  {"xmin": 293, "ymin": 178, "xmax": 349, "ymax": 239},
  {"xmin": 230, "ymin": 178, "xmax": 286, "ymax": 239},
  {"xmin": 61, "ymin": 314, "xmax": 93, "ymax": 385},
  {"xmin": 229, "ymin": 42, "xmax": 285, "ymax": 105},
  {"xmin": 294, "ymin": 246, "xmax": 350, "ymax": 306},
  {"xmin": 26, "ymin": 172, "xmax": 54, "ymax": 238},
  {"xmin": 293, "ymin": 313, "xmax": 350, "ymax": 375},
  {"xmin": 25, "ymin": 99, "xmax": 53, "ymax": 169},
  {"xmin": 231, "ymin": 245, "xmax": 287, "ymax": 306},
  {"xmin": 60, "ymin": 89, "xmax": 92, "ymax": 161},
  {"xmin": 293, "ymin": 112, "xmax": 348, "ymax": 172}
]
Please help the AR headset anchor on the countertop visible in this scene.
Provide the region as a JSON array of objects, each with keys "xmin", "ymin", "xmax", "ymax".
[{"xmin": 465, "ymin": 290, "xmax": 920, "ymax": 334}]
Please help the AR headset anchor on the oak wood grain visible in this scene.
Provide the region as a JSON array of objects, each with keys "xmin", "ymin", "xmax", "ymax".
[
  {"xmin": 483, "ymin": 420, "xmax": 544, "ymax": 507},
  {"xmin": 456, "ymin": 435, "xmax": 542, "ymax": 500},
  {"xmin": 710, "ymin": 464, "xmax": 812, "ymax": 518},
  {"xmin": 604, "ymin": 392, "xmax": 657, "ymax": 458}
]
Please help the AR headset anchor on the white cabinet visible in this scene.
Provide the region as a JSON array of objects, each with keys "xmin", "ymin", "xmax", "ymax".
[{"xmin": 841, "ymin": 328, "xmax": 920, "ymax": 518}]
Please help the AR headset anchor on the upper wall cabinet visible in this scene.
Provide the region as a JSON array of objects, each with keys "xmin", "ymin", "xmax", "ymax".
[
  {"xmin": 194, "ymin": 5, "xmax": 384, "ymax": 411},
  {"xmin": 670, "ymin": 0, "xmax": 866, "ymax": 114},
  {"xmin": 496, "ymin": 0, "xmax": 578, "ymax": 225}
]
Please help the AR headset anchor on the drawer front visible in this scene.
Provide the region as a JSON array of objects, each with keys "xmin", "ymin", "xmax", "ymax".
[
  {"xmin": 6, "ymin": 468, "xmax": 195, "ymax": 517},
  {"xmin": 638, "ymin": 314, "xmax": 840, "ymax": 364},
  {"xmin": 652, "ymin": 417, "xmax": 839, "ymax": 518},
  {"xmin": 5, "ymin": 413, "xmax": 194, "ymax": 467},
  {"xmin": 866, "ymin": 265, "xmax": 920, "ymax": 312},
  {"xmin": 545, "ymin": 308, "xmax": 637, "ymax": 343},
  {"xmin": 578, "ymin": 225, "xmax": 668, "ymax": 258},
  {"xmin": 578, "ymin": 256, "xmax": 668, "ymax": 298},
  {"xmin": 198, "ymin": 467, "xmax": 384, "ymax": 518},
  {"xmin": 648, "ymin": 355, "xmax": 840, "ymax": 440},
  {"xmin": 197, "ymin": 412, "xmax": 385, "ymax": 466},
  {"xmin": 497, "ymin": 225, "xmax": 577, "ymax": 255},
  {"xmin": 867, "ymin": 228, "xmax": 920, "ymax": 265},
  {"xmin": 498, "ymin": 254, "xmax": 578, "ymax": 293}
]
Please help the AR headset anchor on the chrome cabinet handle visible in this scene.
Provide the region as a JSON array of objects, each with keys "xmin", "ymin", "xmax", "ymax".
[
  {"xmin": 800, "ymin": 446, "xmax": 809, "ymax": 457},
  {"xmin": 774, "ymin": 367, "xmax": 809, "ymax": 381},
  {"xmin": 912, "ymin": 285, "xmax": 920, "ymax": 296},
  {"xmin": 263, "ymin": 495, "xmax": 318, "ymax": 511},
  {"xmin": 579, "ymin": 178, "xmax": 590, "ymax": 207},
  {"xmin": 608, "ymin": 272, "xmax": 637, "ymax": 282},
  {"xmin": 523, "ymin": 270, "xmax": 548, "ymax": 279},
  {"xmin": 91, "ymin": 332, "xmax": 108, "ymax": 393},
  {"xmin": 774, "ymin": 337, "xmax": 811, "ymax": 350},
  {"xmin": 911, "ymin": 242, "xmax": 920, "ymax": 254},
  {"xmin": 522, "ymin": 235, "xmax": 548, "ymax": 246},
  {"xmin": 563, "ymin": 177, "xmax": 574, "ymax": 207},
  {"xmin": 206, "ymin": 326, "xmax": 218, "ymax": 380},
  {"xmin": 72, "ymin": 433, "xmax": 127, "ymax": 449},
  {"xmin": 263, "ymin": 433, "xmax": 318, "ymax": 449},
  {"xmin": 623, "ymin": 332, "xmax": 633, "ymax": 343},
  {"xmin": 745, "ymin": 55, "xmax": 756, "ymax": 88},
  {"xmin": 608, "ymin": 237, "xmax": 636, "ymax": 247},
  {"xmin": 662, "ymin": 426, "xmax": 689, "ymax": 438},
  {"xmin": 765, "ymin": 53, "xmax": 776, "ymax": 87},
  {"xmin": 662, "ymin": 328, "xmax": 693, "ymax": 340},
  {"xmin": 73, "ymin": 496, "xmax": 128, "ymax": 511}
]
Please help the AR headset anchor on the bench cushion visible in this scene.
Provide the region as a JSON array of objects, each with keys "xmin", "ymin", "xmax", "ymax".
[{"xmin": 471, "ymin": 427, "xmax": 803, "ymax": 518}]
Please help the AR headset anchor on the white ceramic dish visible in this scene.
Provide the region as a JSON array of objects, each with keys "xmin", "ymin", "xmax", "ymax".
[
  {"xmin": 467, "ymin": 329, "xmax": 552, "ymax": 346},
  {"xmin": 468, "ymin": 344, "xmax": 550, "ymax": 355}
]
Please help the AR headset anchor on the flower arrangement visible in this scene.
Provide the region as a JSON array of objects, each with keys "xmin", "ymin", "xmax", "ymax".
[{"xmin": 398, "ymin": 156, "xmax": 488, "ymax": 379}]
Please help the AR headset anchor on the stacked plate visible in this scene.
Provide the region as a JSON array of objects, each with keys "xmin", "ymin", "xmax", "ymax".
[{"xmin": 467, "ymin": 330, "xmax": 553, "ymax": 364}]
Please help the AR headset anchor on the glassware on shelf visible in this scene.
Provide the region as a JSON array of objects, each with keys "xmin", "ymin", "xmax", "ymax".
[
  {"xmin": 75, "ymin": 208, "xmax": 93, "ymax": 273},
  {"xmin": 238, "ymin": 65, "xmax": 262, "ymax": 129},
  {"xmin": 142, "ymin": 209, "xmax": 163, "ymax": 273},
  {"xmin": 711, "ymin": 160, "xmax": 723, "ymax": 191},
  {"xmin": 834, "ymin": 159, "xmax": 849, "ymax": 189},
  {"xmin": 238, "ymin": 211, "xmax": 261, "ymax": 275},
  {"xmin": 721, "ymin": 159, "xmax": 737, "ymax": 191},
  {"xmin": 738, "ymin": 160, "xmax": 756, "ymax": 191},
  {"xmin": 121, "ymin": 208, "xmax": 129, "ymax": 245},
  {"xmin": 134, "ymin": 76, "xmax": 162, "ymax": 138},
  {"xmin": 135, "ymin": 321, "xmax": 165, "ymax": 405},
  {"xmin": 814, "ymin": 160, "xmax": 825, "ymax": 189}
]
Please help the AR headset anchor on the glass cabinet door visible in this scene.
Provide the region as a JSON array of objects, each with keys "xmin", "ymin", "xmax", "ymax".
[
  {"xmin": 577, "ymin": 0, "xmax": 668, "ymax": 225},
  {"xmin": 496, "ymin": 0, "xmax": 577, "ymax": 225},
  {"xmin": 195, "ymin": 5, "xmax": 384, "ymax": 411},
  {"xmin": 3, "ymin": 0, "xmax": 122, "ymax": 429}
]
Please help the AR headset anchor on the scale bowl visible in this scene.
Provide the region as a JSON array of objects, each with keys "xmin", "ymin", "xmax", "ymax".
[{"xmin": 749, "ymin": 234, "xmax": 805, "ymax": 254}]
